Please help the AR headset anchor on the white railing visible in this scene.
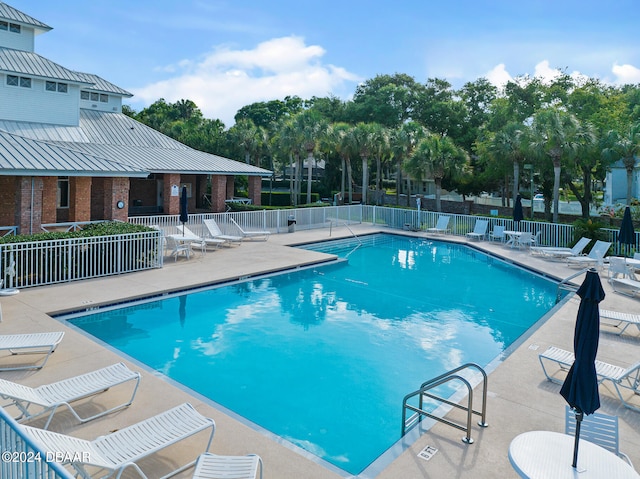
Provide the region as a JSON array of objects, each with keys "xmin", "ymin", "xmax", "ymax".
[
  {"xmin": 0, "ymin": 407, "xmax": 74, "ymax": 479},
  {"xmin": 0, "ymin": 231, "xmax": 162, "ymax": 290},
  {"xmin": 0, "ymin": 206, "xmax": 633, "ymax": 291}
]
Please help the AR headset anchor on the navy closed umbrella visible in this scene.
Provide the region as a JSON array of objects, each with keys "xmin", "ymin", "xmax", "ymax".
[
  {"xmin": 513, "ymin": 195, "xmax": 524, "ymax": 230},
  {"xmin": 618, "ymin": 206, "xmax": 635, "ymax": 258},
  {"xmin": 560, "ymin": 269, "xmax": 605, "ymax": 468},
  {"xmin": 179, "ymin": 186, "xmax": 188, "ymax": 236}
]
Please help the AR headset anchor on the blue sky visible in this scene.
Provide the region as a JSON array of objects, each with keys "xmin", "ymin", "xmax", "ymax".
[{"xmin": 8, "ymin": 1, "xmax": 640, "ymax": 126}]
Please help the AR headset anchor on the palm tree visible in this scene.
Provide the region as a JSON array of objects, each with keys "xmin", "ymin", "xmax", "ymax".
[
  {"xmin": 330, "ymin": 122, "xmax": 355, "ymax": 204},
  {"xmin": 390, "ymin": 122, "xmax": 428, "ymax": 206},
  {"xmin": 275, "ymin": 118, "xmax": 302, "ymax": 206},
  {"xmin": 370, "ymin": 124, "xmax": 390, "ymax": 205},
  {"xmin": 228, "ymin": 119, "xmax": 262, "ymax": 164},
  {"xmin": 351, "ymin": 123, "xmax": 379, "ymax": 204},
  {"xmin": 406, "ymin": 134, "xmax": 469, "ymax": 212},
  {"xmin": 490, "ymin": 122, "xmax": 527, "ymax": 207},
  {"xmin": 529, "ymin": 109, "xmax": 581, "ymax": 223},
  {"xmin": 603, "ymin": 122, "xmax": 640, "ymax": 205},
  {"xmin": 293, "ymin": 111, "xmax": 330, "ymax": 204}
]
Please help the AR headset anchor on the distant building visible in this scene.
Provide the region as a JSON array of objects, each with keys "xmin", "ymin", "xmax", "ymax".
[
  {"xmin": 603, "ymin": 158, "xmax": 640, "ymax": 205},
  {"xmin": 0, "ymin": 2, "xmax": 271, "ymax": 234}
]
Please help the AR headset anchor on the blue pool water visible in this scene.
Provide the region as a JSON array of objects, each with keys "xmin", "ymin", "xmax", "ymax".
[{"xmin": 67, "ymin": 234, "xmax": 561, "ymax": 475}]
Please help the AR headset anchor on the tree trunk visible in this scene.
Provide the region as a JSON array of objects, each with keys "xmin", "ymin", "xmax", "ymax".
[
  {"xmin": 435, "ymin": 177, "xmax": 442, "ymax": 212},
  {"xmin": 395, "ymin": 160, "xmax": 402, "ymax": 206},
  {"xmin": 361, "ymin": 156, "xmax": 369, "ymax": 204},
  {"xmin": 288, "ymin": 154, "xmax": 295, "ymax": 206},
  {"xmin": 513, "ymin": 161, "xmax": 520, "ymax": 206},
  {"xmin": 346, "ymin": 157, "xmax": 353, "ymax": 204},
  {"xmin": 341, "ymin": 157, "xmax": 346, "ymax": 201},
  {"xmin": 306, "ymin": 151, "xmax": 313, "ymax": 204},
  {"xmin": 552, "ymin": 162, "xmax": 561, "ymax": 223},
  {"xmin": 406, "ymin": 178, "xmax": 411, "ymax": 207},
  {"xmin": 627, "ymin": 166, "xmax": 634, "ymax": 206},
  {"xmin": 376, "ymin": 155, "xmax": 382, "ymax": 205}
]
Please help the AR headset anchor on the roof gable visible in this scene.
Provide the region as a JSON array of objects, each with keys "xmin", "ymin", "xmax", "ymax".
[{"xmin": 0, "ymin": 2, "xmax": 51, "ymax": 34}]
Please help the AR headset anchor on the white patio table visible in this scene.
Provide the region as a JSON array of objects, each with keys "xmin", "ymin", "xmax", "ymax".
[
  {"xmin": 509, "ymin": 430, "xmax": 639, "ymax": 479},
  {"xmin": 503, "ymin": 230, "xmax": 522, "ymax": 249}
]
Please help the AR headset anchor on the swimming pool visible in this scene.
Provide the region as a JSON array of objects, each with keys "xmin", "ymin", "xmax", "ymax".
[{"xmin": 66, "ymin": 234, "xmax": 562, "ymax": 475}]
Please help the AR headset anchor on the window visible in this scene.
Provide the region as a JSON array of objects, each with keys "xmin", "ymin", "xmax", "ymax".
[
  {"xmin": 0, "ymin": 21, "xmax": 20, "ymax": 33},
  {"xmin": 46, "ymin": 81, "xmax": 68, "ymax": 93},
  {"xmin": 81, "ymin": 90, "xmax": 109, "ymax": 103},
  {"xmin": 57, "ymin": 177, "xmax": 69, "ymax": 208},
  {"xmin": 6, "ymin": 75, "xmax": 31, "ymax": 88}
]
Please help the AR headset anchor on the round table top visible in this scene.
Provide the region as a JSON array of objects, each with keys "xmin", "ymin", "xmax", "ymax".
[{"xmin": 509, "ymin": 431, "xmax": 639, "ymax": 479}]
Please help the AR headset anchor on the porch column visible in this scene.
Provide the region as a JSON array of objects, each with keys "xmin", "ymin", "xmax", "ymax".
[
  {"xmin": 163, "ymin": 173, "xmax": 182, "ymax": 216},
  {"xmin": 210, "ymin": 175, "xmax": 227, "ymax": 213},
  {"xmin": 102, "ymin": 177, "xmax": 130, "ymax": 222},
  {"xmin": 14, "ymin": 177, "xmax": 44, "ymax": 235},
  {"xmin": 41, "ymin": 177, "xmax": 57, "ymax": 224},
  {"xmin": 248, "ymin": 176, "xmax": 262, "ymax": 206},
  {"xmin": 68, "ymin": 176, "xmax": 92, "ymax": 223},
  {"xmin": 226, "ymin": 175, "xmax": 234, "ymax": 200}
]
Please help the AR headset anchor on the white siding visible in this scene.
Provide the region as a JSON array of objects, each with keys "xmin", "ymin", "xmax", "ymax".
[
  {"xmin": 0, "ymin": 75, "xmax": 79, "ymax": 125},
  {"xmin": 0, "ymin": 25, "xmax": 35, "ymax": 52}
]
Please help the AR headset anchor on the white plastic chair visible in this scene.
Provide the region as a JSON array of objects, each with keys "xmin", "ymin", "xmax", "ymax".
[
  {"xmin": 0, "ymin": 332, "xmax": 64, "ymax": 371},
  {"xmin": 23, "ymin": 402, "xmax": 215, "ymax": 479},
  {"xmin": 193, "ymin": 453, "xmax": 263, "ymax": 479},
  {"xmin": 166, "ymin": 235, "xmax": 192, "ymax": 261},
  {"xmin": 466, "ymin": 219, "xmax": 488, "ymax": 241},
  {"xmin": 177, "ymin": 225, "xmax": 225, "ymax": 252},
  {"xmin": 426, "ymin": 216, "xmax": 450, "ymax": 234},
  {"xmin": 600, "ymin": 309, "xmax": 640, "ymax": 336},
  {"xmin": 0, "ymin": 362, "xmax": 140, "ymax": 429},
  {"xmin": 565, "ymin": 406, "xmax": 633, "ymax": 468},
  {"xmin": 531, "ymin": 237, "xmax": 591, "ymax": 258},
  {"xmin": 566, "ymin": 240, "xmax": 612, "ymax": 269},
  {"xmin": 489, "ymin": 225, "xmax": 505, "ymax": 242}
]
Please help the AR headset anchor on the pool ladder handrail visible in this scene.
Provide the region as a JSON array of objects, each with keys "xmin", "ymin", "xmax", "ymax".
[
  {"xmin": 556, "ymin": 268, "xmax": 589, "ymax": 302},
  {"xmin": 401, "ymin": 363, "xmax": 489, "ymax": 444},
  {"xmin": 327, "ymin": 219, "xmax": 362, "ymax": 257}
]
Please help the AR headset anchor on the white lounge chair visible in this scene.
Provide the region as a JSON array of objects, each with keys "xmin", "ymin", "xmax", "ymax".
[
  {"xmin": 530, "ymin": 236, "xmax": 591, "ymax": 258},
  {"xmin": 566, "ymin": 240, "xmax": 611, "ymax": 268},
  {"xmin": 488, "ymin": 225, "xmax": 506, "ymax": 242},
  {"xmin": 514, "ymin": 232, "xmax": 532, "ymax": 249},
  {"xmin": 538, "ymin": 346, "xmax": 640, "ymax": 412},
  {"xmin": 229, "ymin": 218, "xmax": 270, "ymax": 241},
  {"xmin": 193, "ymin": 453, "xmax": 263, "ymax": 479},
  {"xmin": 23, "ymin": 402, "xmax": 215, "ymax": 479},
  {"xmin": 466, "ymin": 219, "xmax": 488, "ymax": 241},
  {"xmin": 610, "ymin": 276, "xmax": 640, "ymax": 297},
  {"xmin": 0, "ymin": 332, "xmax": 64, "ymax": 371},
  {"xmin": 427, "ymin": 216, "xmax": 450, "ymax": 234},
  {"xmin": 0, "ymin": 362, "xmax": 140, "ymax": 429},
  {"xmin": 564, "ymin": 406, "xmax": 633, "ymax": 468},
  {"xmin": 203, "ymin": 219, "xmax": 243, "ymax": 245},
  {"xmin": 600, "ymin": 309, "xmax": 640, "ymax": 336},
  {"xmin": 177, "ymin": 225, "xmax": 226, "ymax": 251}
]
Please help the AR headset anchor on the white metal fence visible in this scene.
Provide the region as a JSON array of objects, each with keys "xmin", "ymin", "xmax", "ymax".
[
  {"xmin": 0, "ymin": 231, "xmax": 162, "ymax": 290},
  {"xmin": 0, "ymin": 407, "xmax": 74, "ymax": 479},
  {"xmin": 0, "ymin": 205, "xmax": 636, "ymax": 291}
]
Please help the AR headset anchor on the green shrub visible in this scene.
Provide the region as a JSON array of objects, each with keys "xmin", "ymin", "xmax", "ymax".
[{"xmin": 0, "ymin": 222, "xmax": 153, "ymax": 244}]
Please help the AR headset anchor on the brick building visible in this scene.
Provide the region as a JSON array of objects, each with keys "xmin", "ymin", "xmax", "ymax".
[{"xmin": 0, "ymin": 2, "xmax": 271, "ymax": 235}]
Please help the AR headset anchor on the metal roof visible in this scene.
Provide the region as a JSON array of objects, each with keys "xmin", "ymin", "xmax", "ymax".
[
  {"xmin": 0, "ymin": 47, "xmax": 93, "ymax": 83},
  {"xmin": 0, "ymin": 2, "xmax": 51, "ymax": 33},
  {"xmin": 0, "ymin": 110, "xmax": 272, "ymax": 177},
  {"xmin": 0, "ymin": 130, "xmax": 148, "ymax": 177},
  {"xmin": 73, "ymin": 71, "xmax": 133, "ymax": 97}
]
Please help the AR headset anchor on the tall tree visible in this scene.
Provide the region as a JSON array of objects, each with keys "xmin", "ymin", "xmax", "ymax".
[
  {"xmin": 490, "ymin": 122, "xmax": 527, "ymax": 206},
  {"xmin": 406, "ymin": 134, "xmax": 469, "ymax": 212},
  {"xmin": 292, "ymin": 110, "xmax": 330, "ymax": 204},
  {"xmin": 529, "ymin": 109, "xmax": 581, "ymax": 223},
  {"xmin": 390, "ymin": 122, "xmax": 428, "ymax": 206},
  {"xmin": 351, "ymin": 123, "xmax": 380, "ymax": 204}
]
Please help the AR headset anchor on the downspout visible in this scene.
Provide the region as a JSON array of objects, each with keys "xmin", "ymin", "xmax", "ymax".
[{"xmin": 30, "ymin": 176, "xmax": 34, "ymax": 234}]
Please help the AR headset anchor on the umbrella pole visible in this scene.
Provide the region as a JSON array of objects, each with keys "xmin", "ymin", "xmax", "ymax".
[{"xmin": 572, "ymin": 408, "xmax": 583, "ymax": 468}]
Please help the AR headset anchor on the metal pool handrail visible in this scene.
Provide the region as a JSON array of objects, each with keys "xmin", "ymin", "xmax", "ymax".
[{"xmin": 401, "ymin": 363, "xmax": 489, "ymax": 444}]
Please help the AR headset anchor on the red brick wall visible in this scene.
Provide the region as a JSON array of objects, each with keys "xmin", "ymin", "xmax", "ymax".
[
  {"xmin": 41, "ymin": 177, "xmax": 57, "ymax": 224},
  {"xmin": 69, "ymin": 177, "xmax": 92, "ymax": 222},
  {"xmin": 248, "ymin": 176, "xmax": 262, "ymax": 206},
  {"xmin": 210, "ymin": 175, "xmax": 227, "ymax": 212},
  {"xmin": 100, "ymin": 177, "xmax": 130, "ymax": 221},
  {"xmin": 14, "ymin": 177, "xmax": 43, "ymax": 235},
  {"xmin": 163, "ymin": 173, "xmax": 181, "ymax": 215}
]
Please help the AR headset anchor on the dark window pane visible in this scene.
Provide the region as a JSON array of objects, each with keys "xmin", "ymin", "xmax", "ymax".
[
  {"xmin": 46, "ymin": 81, "xmax": 56, "ymax": 91},
  {"xmin": 81, "ymin": 91, "xmax": 90, "ymax": 100},
  {"xmin": 99, "ymin": 94, "xmax": 108, "ymax": 102},
  {"xmin": 6, "ymin": 75, "xmax": 18, "ymax": 86},
  {"xmin": 9, "ymin": 23, "xmax": 20, "ymax": 33},
  {"xmin": 57, "ymin": 83, "xmax": 68, "ymax": 93},
  {"xmin": 90, "ymin": 92, "xmax": 99, "ymax": 101},
  {"xmin": 19, "ymin": 77, "xmax": 31, "ymax": 88},
  {"xmin": 0, "ymin": 21, "xmax": 8, "ymax": 30}
]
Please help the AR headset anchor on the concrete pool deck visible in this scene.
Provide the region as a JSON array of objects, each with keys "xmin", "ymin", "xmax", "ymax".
[{"xmin": 0, "ymin": 224, "xmax": 638, "ymax": 478}]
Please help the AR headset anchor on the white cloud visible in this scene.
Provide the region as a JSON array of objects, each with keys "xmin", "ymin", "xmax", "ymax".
[
  {"xmin": 130, "ymin": 36, "xmax": 361, "ymax": 127},
  {"xmin": 612, "ymin": 63, "xmax": 640, "ymax": 84},
  {"xmin": 484, "ymin": 63, "xmax": 512, "ymax": 88},
  {"xmin": 533, "ymin": 60, "xmax": 562, "ymax": 84}
]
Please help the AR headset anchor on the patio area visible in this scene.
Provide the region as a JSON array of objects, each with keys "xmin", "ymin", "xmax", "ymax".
[{"xmin": 0, "ymin": 224, "xmax": 638, "ymax": 478}]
